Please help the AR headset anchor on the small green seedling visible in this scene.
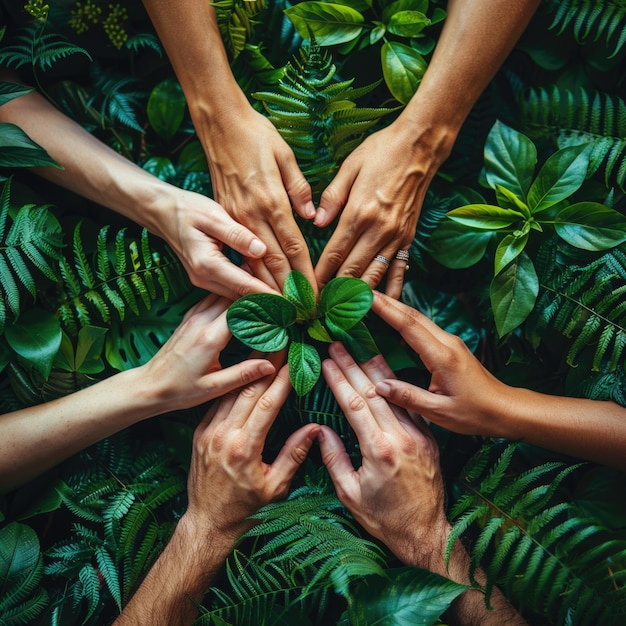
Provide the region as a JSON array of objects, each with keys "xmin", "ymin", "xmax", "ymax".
[{"xmin": 227, "ymin": 270, "xmax": 379, "ymax": 396}]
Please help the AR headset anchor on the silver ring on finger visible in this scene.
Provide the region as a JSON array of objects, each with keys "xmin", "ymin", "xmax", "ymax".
[
  {"xmin": 395, "ymin": 249, "xmax": 410, "ymax": 270},
  {"xmin": 374, "ymin": 254, "xmax": 390, "ymax": 267}
]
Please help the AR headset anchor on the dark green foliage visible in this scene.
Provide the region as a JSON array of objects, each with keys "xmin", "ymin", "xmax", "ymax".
[
  {"xmin": 449, "ymin": 443, "xmax": 626, "ymax": 625},
  {"xmin": 519, "ymin": 86, "xmax": 626, "ymax": 192},
  {"xmin": 56, "ymin": 223, "xmax": 189, "ymax": 335},
  {"xmin": 0, "ymin": 180, "xmax": 63, "ymax": 334},
  {"xmin": 254, "ymin": 39, "xmax": 397, "ymax": 198},
  {"xmin": 533, "ymin": 241, "xmax": 626, "ymax": 386},
  {"xmin": 544, "ymin": 0, "xmax": 626, "ymax": 58}
]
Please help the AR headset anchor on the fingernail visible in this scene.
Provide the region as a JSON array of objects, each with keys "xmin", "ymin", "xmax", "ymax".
[
  {"xmin": 260, "ymin": 361, "xmax": 275, "ymax": 376},
  {"xmin": 317, "ymin": 429, "xmax": 325, "ymax": 442},
  {"xmin": 376, "ymin": 381, "xmax": 391, "ymax": 396},
  {"xmin": 314, "ymin": 207, "xmax": 326, "ymax": 226},
  {"xmin": 304, "ymin": 201, "xmax": 316, "ymax": 218},
  {"xmin": 248, "ymin": 239, "xmax": 266, "ymax": 257}
]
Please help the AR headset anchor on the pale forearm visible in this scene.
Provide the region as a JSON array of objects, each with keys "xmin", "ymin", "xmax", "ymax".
[
  {"xmin": 0, "ymin": 365, "xmax": 164, "ymax": 492},
  {"xmin": 396, "ymin": 0, "xmax": 540, "ymax": 158},
  {"xmin": 501, "ymin": 389, "xmax": 626, "ymax": 471},
  {"xmin": 114, "ymin": 514, "xmax": 233, "ymax": 625}
]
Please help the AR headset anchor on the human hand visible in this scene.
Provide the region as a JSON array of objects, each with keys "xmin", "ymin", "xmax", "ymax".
[
  {"xmin": 314, "ymin": 119, "xmax": 443, "ymax": 298},
  {"xmin": 371, "ymin": 292, "xmax": 513, "ymax": 437},
  {"xmin": 198, "ymin": 105, "xmax": 317, "ymax": 293},
  {"xmin": 318, "ymin": 342, "xmax": 448, "ymax": 567},
  {"xmin": 184, "ymin": 363, "xmax": 320, "ymax": 540},
  {"xmin": 140, "ymin": 294, "xmax": 276, "ymax": 412},
  {"xmin": 152, "ymin": 186, "xmax": 276, "ymax": 299}
]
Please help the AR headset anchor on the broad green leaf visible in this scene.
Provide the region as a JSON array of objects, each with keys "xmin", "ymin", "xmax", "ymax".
[
  {"xmin": 227, "ymin": 293, "xmax": 296, "ymax": 351},
  {"xmin": 326, "ymin": 318, "xmax": 380, "ymax": 362},
  {"xmin": 494, "ymin": 184, "xmax": 531, "ymax": 218},
  {"xmin": 5, "ymin": 309, "xmax": 62, "ymax": 379},
  {"xmin": 554, "ymin": 202, "xmax": 626, "ymax": 250},
  {"xmin": 386, "ymin": 11, "xmax": 430, "ymax": 37},
  {"xmin": 74, "ymin": 325, "xmax": 108, "ymax": 373},
  {"xmin": 484, "ymin": 120, "xmax": 537, "ymax": 201},
  {"xmin": 428, "ymin": 220, "xmax": 492, "ymax": 268},
  {"xmin": 308, "ymin": 318, "xmax": 333, "ymax": 342},
  {"xmin": 0, "ymin": 80, "xmax": 33, "ymax": 106},
  {"xmin": 334, "ymin": 0, "xmax": 371, "ymax": 11},
  {"xmin": 0, "ymin": 522, "xmax": 40, "ymax": 579},
  {"xmin": 382, "ymin": 0, "xmax": 428, "ymax": 24},
  {"xmin": 494, "ymin": 230, "xmax": 529, "ymax": 275},
  {"xmin": 0, "ymin": 123, "xmax": 59, "ymax": 168},
  {"xmin": 288, "ymin": 341, "xmax": 321, "ymax": 396},
  {"xmin": 142, "ymin": 156, "xmax": 177, "ymax": 183},
  {"xmin": 147, "ymin": 78, "xmax": 186, "ymax": 141},
  {"xmin": 381, "ymin": 41, "xmax": 427, "ymax": 104},
  {"xmin": 283, "ymin": 270, "xmax": 316, "ymax": 319},
  {"xmin": 370, "ymin": 22, "xmax": 386, "ymax": 44},
  {"xmin": 319, "ymin": 277, "xmax": 373, "ymax": 331},
  {"xmin": 490, "ymin": 252, "xmax": 538, "ymax": 337},
  {"xmin": 527, "ymin": 144, "xmax": 590, "ymax": 213},
  {"xmin": 284, "ymin": 2, "xmax": 365, "ymax": 46},
  {"xmin": 348, "ymin": 567, "xmax": 467, "ymax": 626},
  {"xmin": 178, "ymin": 140, "xmax": 208, "ymax": 173},
  {"xmin": 446, "ymin": 204, "xmax": 524, "ymax": 230}
]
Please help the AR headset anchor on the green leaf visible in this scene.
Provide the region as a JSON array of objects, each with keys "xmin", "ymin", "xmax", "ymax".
[
  {"xmin": 283, "ymin": 270, "xmax": 316, "ymax": 319},
  {"xmin": 147, "ymin": 78, "xmax": 186, "ymax": 141},
  {"xmin": 326, "ymin": 318, "xmax": 380, "ymax": 362},
  {"xmin": 494, "ymin": 230, "xmax": 529, "ymax": 276},
  {"xmin": 227, "ymin": 293, "xmax": 296, "ymax": 352},
  {"xmin": 554, "ymin": 202, "xmax": 626, "ymax": 251},
  {"xmin": 446, "ymin": 204, "xmax": 524, "ymax": 230},
  {"xmin": 319, "ymin": 277, "xmax": 373, "ymax": 331},
  {"xmin": 381, "ymin": 41, "xmax": 427, "ymax": 104},
  {"xmin": 284, "ymin": 2, "xmax": 365, "ymax": 46},
  {"xmin": 177, "ymin": 140, "xmax": 208, "ymax": 173},
  {"xmin": 382, "ymin": 0, "xmax": 428, "ymax": 23},
  {"xmin": 74, "ymin": 325, "xmax": 107, "ymax": 373},
  {"xmin": 494, "ymin": 184, "xmax": 531, "ymax": 218},
  {"xmin": 386, "ymin": 11, "xmax": 430, "ymax": 37},
  {"xmin": 0, "ymin": 123, "xmax": 59, "ymax": 168},
  {"xmin": 0, "ymin": 80, "xmax": 33, "ymax": 106},
  {"xmin": 308, "ymin": 318, "xmax": 333, "ymax": 342},
  {"xmin": 4, "ymin": 309, "xmax": 62, "ymax": 379},
  {"xmin": 348, "ymin": 567, "xmax": 467, "ymax": 626},
  {"xmin": 428, "ymin": 220, "xmax": 492, "ymax": 268},
  {"xmin": 0, "ymin": 522, "xmax": 40, "ymax": 580},
  {"xmin": 484, "ymin": 120, "xmax": 537, "ymax": 201},
  {"xmin": 142, "ymin": 157, "xmax": 177, "ymax": 183},
  {"xmin": 490, "ymin": 252, "xmax": 538, "ymax": 337},
  {"xmin": 288, "ymin": 341, "xmax": 321, "ymax": 396},
  {"xmin": 527, "ymin": 144, "xmax": 590, "ymax": 213}
]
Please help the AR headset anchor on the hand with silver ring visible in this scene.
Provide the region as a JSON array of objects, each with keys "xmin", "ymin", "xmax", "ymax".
[{"xmin": 374, "ymin": 255, "xmax": 390, "ymax": 267}]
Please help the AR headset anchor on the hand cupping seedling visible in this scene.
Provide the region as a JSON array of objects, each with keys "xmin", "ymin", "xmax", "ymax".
[{"xmin": 227, "ymin": 270, "xmax": 379, "ymax": 395}]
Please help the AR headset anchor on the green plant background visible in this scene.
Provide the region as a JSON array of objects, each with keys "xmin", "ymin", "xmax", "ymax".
[{"xmin": 0, "ymin": 0, "xmax": 625, "ymax": 624}]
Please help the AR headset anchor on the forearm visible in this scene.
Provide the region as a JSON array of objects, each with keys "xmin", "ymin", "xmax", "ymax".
[
  {"xmin": 395, "ymin": 0, "xmax": 540, "ymax": 160},
  {"xmin": 113, "ymin": 514, "xmax": 233, "ymax": 625},
  {"xmin": 0, "ymin": 365, "xmax": 165, "ymax": 492},
  {"xmin": 500, "ymin": 389, "xmax": 626, "ymax": 471},
  {"xmin": 141, "ymin": 0, "xmax": 249, "ymax": 120},
  {"xmin": 0, "ymin": 78, "xmax": 175, "ymax": 238}
]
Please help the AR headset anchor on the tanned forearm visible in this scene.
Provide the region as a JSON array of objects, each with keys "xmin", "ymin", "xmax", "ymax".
[
  {"xmin": 500, "ymin": 389, "xmax": 626, "ymax": 472},
  {"xmin": 394, "ymin": 0, "xmax": 541, "ymax": 162},
  {"xmin": 112, "ymin": 515, "xmax": 234, "ymax": 625}
]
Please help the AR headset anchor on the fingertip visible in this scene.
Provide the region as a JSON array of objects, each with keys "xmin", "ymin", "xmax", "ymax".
[
  {"xmin": 313, "ymin": 207, "xmax": 328, "ymax": 227},
  {"xmin": 248, "ymin": 238, "xmax": 267, "ymax": 258}
]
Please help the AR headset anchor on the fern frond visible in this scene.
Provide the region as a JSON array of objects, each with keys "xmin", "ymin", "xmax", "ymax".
[
  {"xmin": 544, "ymin": 0, "xmax": 626, "ymax": 58},
  {"xmin": 214, "ymin": 0, "xmax": 266, "ymax": 59},
  {"xmin": 449, "ymin": 443, "xmax": 626, "ymax": 623},
  {"xmin": 519, "ymin": 86, "xmax": 626, "ymax": 192}
]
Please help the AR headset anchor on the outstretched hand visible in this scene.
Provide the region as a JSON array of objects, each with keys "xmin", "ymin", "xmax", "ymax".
[
  {"xmin": 198, "ymin": 105, "xmax": 317, "ymax": 293},
  {"xmin": 318, "ymin": 342, "xmax": 448, "ymax": 566},
  {"xmin": 184, "ymin": 362, "xmax": 320, "ymax": 539},
  {"xmin": 371, "ymin": 291, "xmax": 512, "ymax": 437},
  {"xmin": 314, "ymin": 120, "xmax": 442, "ymax": 299}
]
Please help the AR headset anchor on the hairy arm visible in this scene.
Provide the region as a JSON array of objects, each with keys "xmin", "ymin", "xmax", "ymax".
[
  {"xmin": 372, "ymin": 292, "xmax": 626, "ymax": 472},
  {"xmin": 315, "ymin": 0, "xmax": 541, "ymax": 298}
]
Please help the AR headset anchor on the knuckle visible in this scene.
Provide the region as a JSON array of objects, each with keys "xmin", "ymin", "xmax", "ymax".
[
  {"xmin": 257, "ymin": 392, "xmax": 275, "ymax": 412},
  {"xmin": 347, "ymin": 392, "xmax": 367, "ymax": 412},
  {"xmin": 285, "ymin": 176, "xmax": 311, "ymax": 200},
  {"xmin": 263, "ymin": 252, "xmax": 287, "ymax": 272},
  {"xmin": 290, "ymin": 444, "xmax": 308, "ymax": 466},
  {"xmin": 280, "ymin": 236, "xmax": 306, "ymax": 259},
  {"xmin": 339, "ymin": 263, "xmax": 363, "ymax": 279}
]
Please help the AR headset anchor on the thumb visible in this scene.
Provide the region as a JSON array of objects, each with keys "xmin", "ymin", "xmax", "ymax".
[
  {"xmin": 201, "ymin": 359, "xmax": 276, "ymax": 401},
  {"xmin": 267, "ymin": 423, "xmax": 321, "ymax": 498}
]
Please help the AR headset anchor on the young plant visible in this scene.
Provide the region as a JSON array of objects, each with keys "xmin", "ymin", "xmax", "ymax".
[
  {"xmin": 227, "ymin": 270, "xmax": 379, "ymax": 395},
  {"xmin": 429, "ymin": 120, "xmax": 626, "ymax": 337}
]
